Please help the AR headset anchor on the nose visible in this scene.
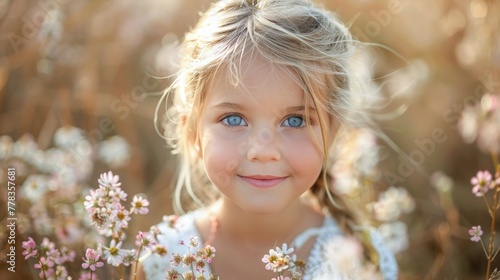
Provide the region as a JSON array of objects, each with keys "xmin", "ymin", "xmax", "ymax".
[{"xmin": 246, "ymin": 128, "xmax": 281, "ymax": 162}]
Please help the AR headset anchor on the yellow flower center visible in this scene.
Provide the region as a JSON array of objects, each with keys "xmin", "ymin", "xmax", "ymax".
[{"xmin": 109, "ymin": 246, "xmax": 118, "ymax": 255}]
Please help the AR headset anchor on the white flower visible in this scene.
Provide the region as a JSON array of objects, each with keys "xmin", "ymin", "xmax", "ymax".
[
  {"xmin": 384, "ymin": 187, "xmax": 415, "ymax": 214},
  {"xmin": 21, "ymin": 175, "xmax": 48, "ymax": 202},
  {"xmin": 131, "ymin": 195, "xmax": 149, "ymax": 215},
  {"xmin": 189, "ymin": 236, "xmax": 199, "ymax": 248},
  {"xmin": 12, "ymin": 134, "xmax": 38, "ymax": 162},
  {"xmin": 329, "ymin": 128, "xmax": 380, "ymax": 195},
  {"xmin": 323, "ymin": 236, "xmax": 363, "ymax": 274},
  {"xmin": 378, "ymin": 221, "xmax": 410, "ymax": 254},
  {"xmin": 354, "ymin": 129, "xmax": 379, "ymax": 176},
  {"xmin": 54, "ymin": 126, "xmax": 85, "ymax": 149},
  {"xmin": 367, "ymin": 187, "xmax": 415, "ymax": 222},
  {"xmin": 109, "ymin": 187, "xmax": 128, "ymax": 202},
  {"xmin": 430, "ymin": 171, "xmax": 453, "ymax": 193},
  {"xmin": 122, "ymin": 249, "xmax": 137, "ymax": 266},
  {"xmin": 102, "ymin": 240, "xmax": 126, "ymax": 266},
  {"xmin": 0, "ymin": 135, "xmax": 13, "ymax": 160},
  {"xmin": 331, "ymin": 170, "xmax": 360, "ymax": 195},
  {"xmin": 98, "ymin": 171, "xmax": 122, "ymax": 189},
  {"xmin": 98, "ymin": 136, "xmax": 131, "ymax": 168},
  {"xmin": 458, "ymin": 106, "xmax": 479, "ymax": 144},
  {"xmin": 42, "ymin": 148, "xmax": 66, "ymax": 173},
  {"xmin": 275, "ymin": 243, "xmax": 294, "ymax": 255},
  {"xmin": 309, "ymin": 234, "xmax": 386, "ymax": 280},
  {"xmin": 88, "ymin": 207, "xmax": 113, "ymax": 232},
  {"xmin": 477, "ymin": 115, "xmax": 500, "ymax": 153},
  {"xmin": 29, "ymin": 149, "xmax": 46, "ymax": 171},
  {"xmin": 262, "ymin": 243, "xmax": 295, "ymax": 273}
]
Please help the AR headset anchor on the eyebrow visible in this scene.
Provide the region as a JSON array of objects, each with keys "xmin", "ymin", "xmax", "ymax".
[
  {"xmin": 212, "ymin": 102, "xmax": 245, "ymax": 110},
  {"xmin": 284, "ymin": 105, "xmax": 317, "ymax": 113},
  {"xmin": 211, "ymin": 102, "xmax": 316, "ymax": 113}
]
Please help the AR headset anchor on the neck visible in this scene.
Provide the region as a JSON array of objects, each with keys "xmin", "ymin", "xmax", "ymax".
[{"xmin": 208, "ymin": 197, "xmax": 320, "ymax": 249}]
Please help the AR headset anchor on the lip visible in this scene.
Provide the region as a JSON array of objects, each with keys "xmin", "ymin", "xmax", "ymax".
[{"xmin": 238, "ymin": 175, "xmax": 287, "ymax": 188}]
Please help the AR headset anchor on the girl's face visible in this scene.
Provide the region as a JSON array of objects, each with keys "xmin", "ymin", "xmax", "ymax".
[{"xmin": 198, "ymin": 57, "xmax": 328, "ymax": 214}]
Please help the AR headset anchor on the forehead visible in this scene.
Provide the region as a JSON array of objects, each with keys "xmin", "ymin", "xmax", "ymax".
[{"xmin": 206, "ymin": 56, "xmax": 307, "ymax": 107}]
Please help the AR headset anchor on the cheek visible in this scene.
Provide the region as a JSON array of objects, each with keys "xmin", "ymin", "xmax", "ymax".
[
  {"xmin": 284, "ymin": 133, "xmax": 324, "ymax": 180},
  {"xmin": 289, "ymin": 145, "xmax": 322, "ymax": 173},
  {"xmin": 202, "ymin": 132, "xmax": 240, "ymax": 189}
]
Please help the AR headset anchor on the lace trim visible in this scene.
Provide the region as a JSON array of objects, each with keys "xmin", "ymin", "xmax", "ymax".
[
  {"xmin": 301, "ymin": 216, "xmax": 341, "ymax": 280},
  {"xmin": 142, "ymin": 211, "xmax": 398, "ymax": 280}
]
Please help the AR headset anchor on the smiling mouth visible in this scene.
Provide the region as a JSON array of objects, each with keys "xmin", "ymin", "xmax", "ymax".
[{"xmin": 238, "ymin": 175, "xmax": 287, "ymax": 188}]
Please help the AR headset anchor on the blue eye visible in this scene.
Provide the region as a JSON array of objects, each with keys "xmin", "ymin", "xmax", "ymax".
[
  {"xmin": 222, "ymin": 114, "xmax": 247, "ymax": 126},
  {"xmin": 282, "ymin": 116, "xmax": 305, "ymax": 128}
]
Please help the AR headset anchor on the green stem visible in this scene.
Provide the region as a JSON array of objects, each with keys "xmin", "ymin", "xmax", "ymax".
[
  {"xmin": 483, "ymin": 195, "xmax": 493, "ymax": 218},
  {"xmin": 133, "ymin": 245, "xmax": 143, "ymax": 280},
  {"xmin": 118, "ymin": 264, "xmax": 125, "ymax": 280},
  {"xmin": 480, "ymin": 238, "xmax": 489, "ymax": 259},
  {"xmin": 492, "ymin": 243, "xmax": 500, "ymax": 261},
  {"xmin": 486, "ymin": 190, "xmax": 498, "ymax": 280},
  {"xmin": 41, "ymin": 266, "xmax": 47, "ymax": 280},
  {"xmin": 138, "ymin": 250, "xmax": 151, "ymax": 262}
]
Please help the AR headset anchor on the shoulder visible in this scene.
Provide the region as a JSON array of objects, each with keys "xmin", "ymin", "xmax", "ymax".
[{"xmin": 141, "ymin": 210, "xmax": 203, "ymax": 280}]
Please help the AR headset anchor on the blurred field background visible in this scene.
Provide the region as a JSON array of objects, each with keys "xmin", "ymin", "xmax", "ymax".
[{"xmin": 0, "ymin": 0, "xmax": 499, "ymax": 279}]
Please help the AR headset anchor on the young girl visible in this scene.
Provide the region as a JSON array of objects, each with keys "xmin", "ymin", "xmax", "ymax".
[{"xmin": 139, "ymin": 0, "xmax": 398, "ymax": 279}]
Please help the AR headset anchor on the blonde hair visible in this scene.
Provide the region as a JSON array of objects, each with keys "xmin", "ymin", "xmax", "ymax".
[{"xmin": 158, "ymin": 0, "xmax": 380, "ymax": 265}]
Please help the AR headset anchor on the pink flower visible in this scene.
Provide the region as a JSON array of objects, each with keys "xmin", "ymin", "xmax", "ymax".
[
  {"xmin": 82, "ymin": 248, "xmax": 104, "ymax": 271},
  {"xmin": 47, "ymin": 247, "xmax": 63, "ymax": 264},
  {"xmin": 164, "ymin": 214, "xmax": 179, "ymax": 228},
  {"xmin": 170, "ymin": 253, "xmax": 182, "ymax": 266},
  {"xmin": 79, "ymin": 271, "xmax": 98, "ymax": 280},
  {"xmin": 54, "ymin": 265, "xmax": 68, "ymax": 278},
  {"xmin": 122, "ymin": 249, "xmax": 137, "ymax": 266},
  {"xmin": 166, "ymin": 267, "xmax": 181, "ymax": 279},
  {"xmin": 189, "ymin": 236, "xmax": 199, "ymax": 247},
  {"xmin": 84, "ymin": 189, "xmax": 101, "ymax": 213},
  {"xmin": 469, "ymin": 225, "xmax": 483, "ymax": 242},
  {"xmin": 471, "ymin": 170, "xmax": 493, "ymax": 196},
  {"xmin": 152, "ymin": 244, "xmax": 168, "ymax": 256},
  {"xmin": 131, "ymin": 195, "xmax": 149, "ymax": 214},
  {"xmin": 88, "ymin": 207, "xmax": 112, "ymax": 229},
  {"xmin": 272, "ymin": 276, "xmax": 291, "ymax": 280},
  {"xmin": 262, "ymin": 244, "xmax": 294, "ymax": 273},
  {"xmin": 34, "ymin": 256, "xmax": 55, "ymax": 279},
  {"xmin": 135, "ymin": 231, "xmax": 153, "ymax": 248},
  {"xmin": 495, "ymin": 172, "xmax": 500, "ymax": 187},
  {"xmin": 150, "ymin": 225, "xmax": 162, "ymax": 240},
  {"xmin": 114, "ymin": 204, "xmax": 131, "ymax": 228},
  {"xmin": 60, "ymin": 246, "xmax": 76, "ymax": 263},
  {"xmin": 110, "ymin": 186, "xmax": 127, "ymax": 201},
  {"xmin": 202, "ymin": 245, "xmax": 216, "ymax": 263},
  {"xmin": 22, "ymin": 237, "xmax": 37, "ymax": 260},
  {"xmin": 98, "ymin": 171, "xmax": 122, "ymax": 189},
  {"xmin": 40, "ymin": 237, "xmax": 55, "ymax": 252}
]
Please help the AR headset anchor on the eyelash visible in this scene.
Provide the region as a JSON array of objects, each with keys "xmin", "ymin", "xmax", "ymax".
[
  {"xmin": 283, "ymin": 114, "xmax": 306, "ymax": 129},
  {"xmin": 219, "ymin": 113, "xmax": 309, "ymax": 129},
  {"xmin": 219, "ymin": 113, "xmax": 246, "ymax": 128}
]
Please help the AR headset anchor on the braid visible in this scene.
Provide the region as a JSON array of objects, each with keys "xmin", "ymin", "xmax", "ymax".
[{"xmin": 310, "ymin": 168, "xmax": 380, "ymax": 266}]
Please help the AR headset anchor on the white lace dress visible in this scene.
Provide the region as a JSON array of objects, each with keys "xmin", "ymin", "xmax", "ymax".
[{"xmin": 142, "ymin": 210, "xmax": 398, "ymax": 280}]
